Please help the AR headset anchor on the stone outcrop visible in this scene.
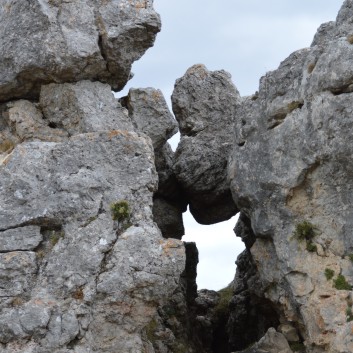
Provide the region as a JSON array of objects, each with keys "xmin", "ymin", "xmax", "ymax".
[
  {"xmin": 0, "ymin": 1, "xmax": 187, "ymax": 352},
  {"xmin": 121, "ymin": 87, "xmax": 186, "ymax": 239},
  {"xmin": 172, "ymin": 64, "xmax": 240, "ymax": 224},
  {"xmin": 1, "ymin": 0, "xmax": 353, "ymax": 352},
  {"xmin": 0, "ymin": 0, "xmax": 161, "ymax": 102},
  {"xmin": 0, "ymin": 128, "xmax": 186, "ymax": 352},
  {"xmin": 227, "ymin": 1, "xmax": 353, "ymax": 352}
]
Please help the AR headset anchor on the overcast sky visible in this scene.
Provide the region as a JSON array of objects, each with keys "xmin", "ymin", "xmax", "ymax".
[{"xmin": 119, "ymin": 0, "xmax": 343, "ymax": 290}]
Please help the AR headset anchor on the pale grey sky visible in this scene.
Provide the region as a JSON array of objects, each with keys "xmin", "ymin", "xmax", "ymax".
[{"xmin": 119, "ymin": 0, "xmax": 344, "ymax": 290}]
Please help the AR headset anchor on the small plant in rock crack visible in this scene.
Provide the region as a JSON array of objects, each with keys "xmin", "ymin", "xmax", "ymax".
[
  {"xmin": 293, "ymin": 220, "xmax": 318, "ymax": 242},
  {"xmin": 346, "ymin": 306, "xmax": 353, "ymax": 322},
  {"xmin": 110, "ymin": 200, "xmax": 131, "ymax": 222},
  {"xmin": 293, "ymin": 220, "xmax": 319, "ymax": 253},
  {"xmin": 214, "ymin": 284, "xmax": 233, "ymax": 322},
  {"xmin": 289, "ymin": 342, "xmax": 306, "ymax": 352},
  {"xmin": 306, "ymin": 242, "xmax": 317, "ymax": 252},
  {"xmin": 333, "ymin": 274, "xmax": 352, "ymax": 291},
  {"xmin": 324, "ymin": 268, "xmax": 335, "ymax": 280},
  {"xmin": 49, "ymin": 230, "xmax": 64, "ymax": 247}
]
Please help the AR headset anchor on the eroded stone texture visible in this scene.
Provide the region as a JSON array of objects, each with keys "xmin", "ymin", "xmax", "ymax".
[
  {"xmin": 0, "ymin": 131, "xmax": 185, "ymax": 352},
  {"xmin": 121, "ymin": 87, "xmax": 186, "ymax": 239},
  {"xmin": 153, "ymin": 197, "xmax": 184, "ymax": 239},
  {"xmin": 228, "ymin": 214, "xmax": 280, "ymax": 352},
  {"xmin": 228, "ymin": 1, "xmax": 353, "ymax": 351},
  {"xmin": 0, "ymin": 0, "xmax": 161, "ymax": 102},
  {"xmin": 124, "ymin": 88, "xmax": 178, "ymax": 149},
  {"xmin": 234, "ymin": 328, "xmax": 293, "ymax": 353},
  {"xmin": 173, "ymin": 64, "xmax": 240, "ymax": 224},
  {"xmin": 0, "ymin": 226, "xmax": 42, "ymax": 251},
  {"xmin": 40, "ymin": 81, "xmax": 133, "ymax": 134},
  {"xmin": 153, "ymin": 143, "xmax": 187, "ymax": 239}
]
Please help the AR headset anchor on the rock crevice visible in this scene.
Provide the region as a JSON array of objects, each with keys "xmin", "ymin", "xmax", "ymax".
[{"xmin": 1, "ymin": 0, "xmax": 353, "ymax": 352}]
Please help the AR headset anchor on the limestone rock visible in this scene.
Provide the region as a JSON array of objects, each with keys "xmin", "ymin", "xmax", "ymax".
[
  {"xmin": 153, "ymin": 197, "xmax": 184, "ymax": 239},
  {"xmin": 0, "ymin": 252, "xmax": 37, "ymax": 298},
  {"xmin": 0, "ymin": 0, "xmax": 161, "ymax": 102},
  {"xmin": 0, "ymin": 131, "xmax": 185, "ymax": 351},
  {"xmin": 0, "ymin": 99, "xmax": 68, "ymax": 150},
  {"xmin": 228, "ymin": 216, "xmax": 280, "ymax": 352},
  {"xmin": 122, "ymin": 88, "xmax": 186, "ymax": 239},
  {"xmin": 153, "ymin": 143, "xmax": 187, "ymax": 239},
  {"xmin": 40, "ymin": 81, "xmax": 133, "ymax": 134},
  {"xmin": 172, "ymin": 64, "xmax": 241, "ymax": 224},
  {"xmin": 228, "ymin": 1, "xmax": 353, "ymax": 351},
  {"xmin": 0, "ymin": 226, "xmax": 42, "ymax": 251},
  {"xmin": 124, "ymin": 88, "xmax": 178, "ymax": 149},
  {"xmin": 234, "ymin": 328, "xmax": 293, "ymax": 353}
]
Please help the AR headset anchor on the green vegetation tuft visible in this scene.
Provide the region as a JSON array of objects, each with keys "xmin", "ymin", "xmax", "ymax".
[
  {"xmin": 307, "ymin": 62, "xmax": 316, "ymax": 74},
  {"xmin": 49, "ymin": 230, "xmax": 64, "ymax": 247},
  {"xmin": 347, "ymin": 34, "xmax": 353, "ymax": 44},
  {"xmin": 214, "ymin": 284, "xmax": 233, "ymax": 321},
  {"xmin": 348, "ymin": 254, "xmax": 353, "ymax": 263},
  {"xmin": 81, "ymin": 215, "xmax": 98, "ymax": 227},
  {"xmin": 145, "ymin": 319, "xmax": 158, "ymax": 343},
  {"xmin": 347, "ymin": 306, "xmax": 353, "ymax": 322},
  {"xmin": 333, "ymin": 274, "xmax": 352, "ymax": 290},
  {"xmin": 293, "ymin": 220, "xmax": 317, "ymax": 242},
  {"xmin": 289, "ymin": 342, "xmax": 305, "ymax": 352},
  {"xmin": 110, "ymin": 200, "xmax": 130, "ymax": 222},
  {"xmin": 324, "ymin": 268, "xmax": 335, "ymax": 280},
  {"xmin": 36, "ymin": 249, "xmax": 46, "ymax": 259},
  {"xmin": 306, "ymin": 242, "xmax": 317, "ymax": 252},
  {"xmin": 171, "ymin": 342, "xmax": 189, "ymax": 353},
  {"xmin": 287, "ymin": 101, "xmax": 303, "ymax": 113}
]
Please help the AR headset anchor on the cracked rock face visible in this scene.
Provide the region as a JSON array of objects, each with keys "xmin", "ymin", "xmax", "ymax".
[
  {"xmin": 0, "ymin": 130, "xmax": 185, "ymax": 352},
  {"xmin": 228, "ymin": 1, "xmax": 353, "ymax": 352},
  {"xmin": 0, "ymin": 0, "xmax": 161, "ymax": 102},
  {"xmin": 172, "ymin": 64, "xmax": 240, "ymax": 225},
  {"xmin": 0, "ymin": 1, "xmax": 187, "ymax": 347}
]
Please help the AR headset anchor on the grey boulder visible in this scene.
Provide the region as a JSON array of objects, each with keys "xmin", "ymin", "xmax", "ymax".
[
  {"xmin": 0, "ymin": 0, "xmax": 161, "ymax": 102},
  {"xmin": 172, "ymin": 64, "xmax": 241, "ymax": 224}
]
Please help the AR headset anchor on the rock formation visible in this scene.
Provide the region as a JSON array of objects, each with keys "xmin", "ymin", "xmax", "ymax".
[
  {"xmin": 0, "ymin": 1, "xmax": 185, "ymax": 352},
  {"xmin": 227, "ymin": 1, "xmax": 353, "ymax": 351},
  {"xmin": 0, "ymin": 0, "xmax": 161, "ymax": 102},
  {"xmin": 1, "ymin": 0, "xmax": 353, "ymax": 352},
  {"xmin": 172, "ymin": 64, "xmax": 240, "ymax": 224}
]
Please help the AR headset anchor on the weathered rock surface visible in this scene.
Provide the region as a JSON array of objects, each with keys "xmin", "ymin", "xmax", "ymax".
[
  {"xmin": 0, "ymin": 0, "xmax": 161, "ymax": 102},
  {"xmin": 153, "ymin": 197, "xmax": 184, "ymax": 239},
  {"xmin": 228, "ymin": 214, "xmax": 280, "ymax": 352},
  {"xmin": 0, "ymin": 226, "xmax": 42, "ymax": 251},
  {"xmin": 0, "ymin": 130, "xmax": 186, "ymax": 352},
  {"xmin": 40, "ymin": 80, "xmax": 133, "ymax": 134},
  {"xmin": 227, "ymin": 1, "xmax": 353, "ymax": 352},
  {"xmin": 234, "ymin": 328, "xmax": 293, "ymax": 353},
  {"xmin": 2, "ymin": 0, "xmax": 353, "ymax": 352},
  {"xmin": 172, "ymin": 64, "xmax": 241, "ymax": 224},
  {"xmin": 0, "ymin": 0, "xmax": 188, "ymax": 352},
  {"xmin": 124, "ymin": 88, "xmax": 178, "ymax": 149},
  {"xmin": 121, "ymin": 87, "xmax": 186, "ymax": 239}
]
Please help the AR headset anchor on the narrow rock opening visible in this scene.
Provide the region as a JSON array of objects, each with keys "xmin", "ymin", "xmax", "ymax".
[
  {"xmin": 182, "ymin": 211, "xmax": 243, "ymax": 291},
  {"xmin": 181, "ymin": 210, "xmax": 246, "ymax": 352}
]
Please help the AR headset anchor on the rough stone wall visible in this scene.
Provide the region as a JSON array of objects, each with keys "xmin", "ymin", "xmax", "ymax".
[
  {"xmin": 2, "ymin": 0, "xmax": 353, "ymax": 352},
  {"xmin": 0, "ymin": 0, "xmax": 161, "ymax": 102},
  {"xmin": 0, "ymin": 1, "xmax": 187, "ymax": 352},
  {"xmin": 227, "ymin": 1, "xmax": 353, "ymax": 352}
]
